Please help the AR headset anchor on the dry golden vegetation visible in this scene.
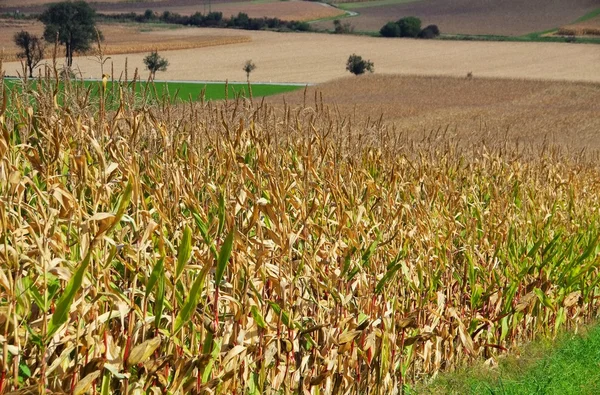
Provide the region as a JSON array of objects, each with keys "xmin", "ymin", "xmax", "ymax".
[
  {"xmin": 559, "ymin": 16, "xmax": 600, "ymax": 36},
  {"xmin": 2, "ymin": 60, "xmax": 600, "ymax": 394},
  {"xmin": 269, "ymin": 74, "xmax": 600, "ymax": 152},
  {"xmin": 5, "ymin": 29, "xmax": 599, "ymax": 83},
  {"xmin": 0, "ymin": 20, "xmax": 250, "ymax": 63}
]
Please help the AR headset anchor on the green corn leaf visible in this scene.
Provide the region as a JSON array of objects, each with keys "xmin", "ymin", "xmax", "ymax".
[
  {"xmin": 145, "ymin": 257, "xmax": 164, "ymax": 300},
  {"xmin": 217, "ymin": 192, "xmax": 225, "ymax": 237},
  {"xmin": 251, "ymin": 305, "xmax": 267, "ymax": 329},
  {"xmin": 108, "ymin": 177, "xmax": 133, "ymax": 233},
  {"xmin": 375, "ymin": 263, "xmax": 401, "ymax": 295},
  {"xmin": 202, "ymin": 337, "xmax": 221, "ymax": 383},
  {"xmin": 192, "ymin": 211, "xmax": 218, "ymax": 260},
  {"xmin": 268, "ymin": 301, "xmax": 293, "ymax": 329},
  {"xmin": 215, "ymin": 230, "xmax": 234, "ymax": 286},
  {"xmin": 47, "ymin": 248, "xmax": 93, "ymax": 340},
  {"xmin": 154, "ymin": 271, "xmax": 165, "ymax": 329},
  {"xmin": 173, "ymin": 261, "xmax": 211, "ymax": 335},
  {"xmin": 100, "ymin": 371, "xmax": 110, "ymax": 395},
  {"xmin": 175, "ymin": 226, "xmax": 192, "ymax": 281}
]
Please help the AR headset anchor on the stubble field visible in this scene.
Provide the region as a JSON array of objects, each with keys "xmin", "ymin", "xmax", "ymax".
[
  {"xmin": 559, "ymin": 15, "xmax": 600, "ymax": 36},
  {"xmin": 267, "ymin": 74, "xmax": 600, "ymax": 152},
  {"xmin": 0, "ymin": 20, "xmax": 251, "ymax": 63},
  {"xmin": 4, "ymin": 29, "xmax": 598, "ymax": 83}
]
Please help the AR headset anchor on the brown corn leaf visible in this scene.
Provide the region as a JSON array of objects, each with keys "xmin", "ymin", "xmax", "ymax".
[
  {"xmin": 73, "ymin": 370, "xmax": 102, "ymax": 395},
  {"xmin": 127, "ymin": 336, "xmax": 162, "ymax": 367}
]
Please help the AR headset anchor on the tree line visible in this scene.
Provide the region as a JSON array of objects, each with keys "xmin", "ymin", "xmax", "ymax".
[{"xmin": 101, "ymin": 9, "xmax": 311, "ymax": 32}]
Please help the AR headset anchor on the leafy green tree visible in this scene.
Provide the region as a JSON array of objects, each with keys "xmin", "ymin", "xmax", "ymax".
[
  {"xmin": 380, "ymin": 21, "xmax": 401, "ymax": 37},
  {"xmin": 39, "ymin": 1, "xmax": 100, "ymax": 67},
  {"xmin": 14, "ymin": 31, "xmax": 45, "ymax": 77},
  {"xmin": 243, "ymin": 60, "xmax": 256, "ymax": 82},
  {"xmin": 144, "ymin": 51, "xmax": 169, "ymax": 79},
  {"xmin": 346, "ymin": 54, "xmax": 374, "ymax": 75},
  {"xmin": 397, "ymin": 16, "xmax": 421, "ymax": 38}
]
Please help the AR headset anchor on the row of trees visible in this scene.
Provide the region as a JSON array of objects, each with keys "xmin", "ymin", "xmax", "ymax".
[
  {"xmin": 380, "ymin": 17, "xmax": 440, "ymax": 39},
  {"xmin": 102, "ymin": 9, "xmax": 311, "ymax": 32}
]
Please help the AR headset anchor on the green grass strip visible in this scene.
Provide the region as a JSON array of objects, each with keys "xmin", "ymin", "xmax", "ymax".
[
  {"xmin": 418, "ymin": 324, "xmax": 600, "ymax": 394},
  {"xmin": 337, "ymin": 0, "xmax": 420, "ymax": 10},
  {"xmin": 3, "ymin": 78, "xmax": 303, "ymax": 104}
]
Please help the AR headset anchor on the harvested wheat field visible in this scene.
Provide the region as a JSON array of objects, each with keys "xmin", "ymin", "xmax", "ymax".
[
  {"xmin": 0, "ymin": 21, "xmax": 250, "ymax": 63},
  {"xmin": 267, "ymin": 74, "xmax": 600, "ymax": 152},
  {"xmin": 4, "ymin": 29, "xmax": 598, "ymax": 82},
  {"xmin": 559, "ymin": 15, "xmax": 600, "ymax": 36},
  {"xmin": 313, "ymin": 0, "xmax": 598, "ymax": 35}
]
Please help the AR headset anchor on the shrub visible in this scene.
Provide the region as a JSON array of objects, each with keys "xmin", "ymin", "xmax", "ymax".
[
  {"xmin": 380, "ymin": 21, "xmax": 401, "ymax": 37},
  {"xmin": 230, "ymin": 12, "xmax": 250, "ymax": 29},
  {"xmin": 418, "ymin": 24, "xmax": 440, "ymax": 39},
  {"xmin": 333, "ymin": 19, "xmax": 354, "ymax": 34},
  {"xmin": 424, "ymin": 24, "xmax": 440, "ymax": 35},
  {"xmin": 143, "ymin": 9, "xmax": 155, "ymax": 21},
  {"xmin": 346, "ymin": 53, "xmax": 374, "ymax": 75},
  {"xmin": 397, "ymin": 16, "xmax": 421, "ymax": 38}
]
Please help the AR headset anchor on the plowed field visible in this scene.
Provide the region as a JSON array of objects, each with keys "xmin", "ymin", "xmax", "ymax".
[
  {"xmin": 0, "ymin": 0, "xmax": 345, "ymax": 21},
  {"xmin": 314, "ymin": 0, "xmax": 599, "ymax": 36}
]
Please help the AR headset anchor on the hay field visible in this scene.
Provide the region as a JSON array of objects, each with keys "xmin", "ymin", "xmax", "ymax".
[
  {"xmin": 0, "ymin": 21, "xmax": 250, "ymax": 63},
  {"xmin": 312, "ymin": 0, "xmax": 598, "ymax": 36},
  {"xmin": 267, "ymin": 74, "xmax": 600, "ymax": 152},
  {"xmin": 4, "ymin": 29, "xmax": 598, "ymax": 82},
  {"xmin": 559, "ymin": 15, "xmax": 600, "ymax": 36}
]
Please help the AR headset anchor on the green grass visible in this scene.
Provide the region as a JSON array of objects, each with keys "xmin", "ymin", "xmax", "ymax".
[
  {"xmin": 146, "ymin": 81, "xmax": 303, "ymax": 101},
  {"xmin": 336, "ymin": 0, "xmax": 420, "ymax": 10},
  {"xmin": 418, "ymin": 324, "xmax": 600, "ymax": 394},
  {"xmin": 437, "ymin": 33, "xmax": 600, "ymax": 44},
  {"xmin": 573, "ymin": 8, "xmax": 600, "ymax": 23},
  {"xmin": 3, "ymin": 78, "xmax": 303, "ymax": 104}
]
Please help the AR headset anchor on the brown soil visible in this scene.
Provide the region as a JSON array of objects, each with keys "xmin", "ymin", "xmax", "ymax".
[
  {"xmin": 313, "ymin": 0, "xmax": 599, "ymax": 36},
  {"xmin": 266, "ymin": 74, "xmax": 600, "ymax": 151},
  {"xmin": 0, "ymin": 0, "xmax": 344, "ymax": 21}
]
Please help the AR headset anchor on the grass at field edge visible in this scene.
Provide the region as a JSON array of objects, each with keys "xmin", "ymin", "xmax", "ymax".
[
  {"xmin": 2, "ymin": 78, "xmax": 304, "ymax": 102},
  {"xmin": 414, "ymin": 323, "xmax": 600, "ymax": 394}
]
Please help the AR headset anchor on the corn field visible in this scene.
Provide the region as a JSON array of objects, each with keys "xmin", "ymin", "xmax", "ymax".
[{"xmin": 1, "ymin": 63, "xmax": 600, "ymax": 395}]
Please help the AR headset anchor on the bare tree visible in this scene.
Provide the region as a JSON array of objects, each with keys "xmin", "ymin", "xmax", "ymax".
[
  {"xmin": 14, "ymin": 31, "xmax": 45, "ymax": 77},
  {"xmin": 243, "ymin": 60, "xmax": 256, "ymax": 82}
]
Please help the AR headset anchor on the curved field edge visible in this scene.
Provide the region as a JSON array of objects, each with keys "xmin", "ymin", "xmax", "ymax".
[
  {"xmin": 418, "ymin": 323, "xmax": 600, "ymax": 394},
  {"xmin": 2, "ymin": 73, "xmax": 600, "ymax": 393}
]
